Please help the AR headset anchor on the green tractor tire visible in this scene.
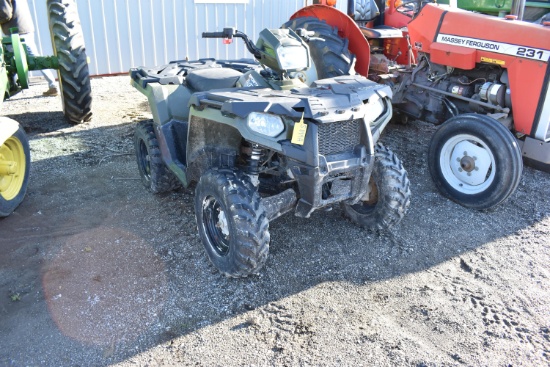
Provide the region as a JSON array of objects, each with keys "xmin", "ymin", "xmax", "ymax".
[
  {"xmin": 0, "ymin": 119, "xmax": 30, "ymax": 217},
  {"xmin": 47, "ymin": 0, "xmax": 92, "ymax": 124}
]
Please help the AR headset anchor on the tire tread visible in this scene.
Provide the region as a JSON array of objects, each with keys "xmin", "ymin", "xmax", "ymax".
[
  {"xmin": 195, "ymin": 169, "xmax": 269, "ymax": 278},
  {"xmin": 47, "ymin": 0, "xmax": 92, "ymax": 124}
]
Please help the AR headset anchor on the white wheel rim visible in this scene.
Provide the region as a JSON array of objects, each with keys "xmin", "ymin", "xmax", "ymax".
[{"xmin": 439, "ymin": 134, "xmax": 495, "ymax": 195}]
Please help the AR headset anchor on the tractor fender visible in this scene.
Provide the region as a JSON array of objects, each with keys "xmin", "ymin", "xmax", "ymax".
[
  {"xmin": 0, "ymin": 117, "xmax": 21, "ymax": 146},
  {"xmin": 290, "ymin": 5, "xmax": 370, "ymax": 76}
]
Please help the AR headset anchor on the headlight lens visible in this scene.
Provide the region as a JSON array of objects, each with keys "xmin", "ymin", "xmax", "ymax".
[
  {"xmin": 247, "ymin": 112, "xmax": 284, "ymax": 137},
  {"xmin": 363, "ymin": 94, "xmax": 386, "ymax": 125},
  {"xmin": 277, "ymin": 45, "xmax": 308, "ymax": 71}
]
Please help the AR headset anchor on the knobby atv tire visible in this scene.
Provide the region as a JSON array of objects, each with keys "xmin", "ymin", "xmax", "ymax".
[
  {"xmin": 195, "ymin": 169, "xmax": 270, "ymax": 278},
  {"xmin": 283, "ymin": 17, "xmax": 355, "ymax": 79},
  {"xmin": 342, "ymin": 144, "xmax": 411, "ymax": 231},
  {"xmin": 47, "ymin": 0, "xmax": 92, "ymax": 124},
  {"xmin": 134, "ymin": 121, "xmax": 180, "ymax": 194},
  {"xmin": 0, "ymin": 124, "xmax": 30, "ymax": 217},
  {"xmin": 428, "ymin": 113, "xmax": 523, "ymax": 210}
]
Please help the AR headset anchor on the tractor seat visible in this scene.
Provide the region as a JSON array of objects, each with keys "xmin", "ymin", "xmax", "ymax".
[
  {"xmin": 360, "ymin": 25, "xmax": 403, "ymax": 39},
  {"xmin": 186, "ymin": 67, "xmax": 242, "ymax": 92},
  {"xmin": 349, "ymin": 0, "xmax": 403, "ymax": 39},
  {"xmin": 349, "ymin": 0, "xmax": 380, "ymax": 23}
]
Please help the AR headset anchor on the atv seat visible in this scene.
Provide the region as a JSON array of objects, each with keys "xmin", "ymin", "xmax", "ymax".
[
  {"xmin": 186, "ymin": 67, "xmax": 243, "ymax": 92},
  {"xmin": 349, "ymin": 0, "xmax": 403, "ymax": 39}
]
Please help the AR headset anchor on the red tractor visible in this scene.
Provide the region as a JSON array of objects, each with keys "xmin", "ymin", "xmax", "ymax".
[{"xmin": 284, "ymin": 0, "xmax": 550, "ymax": 209}]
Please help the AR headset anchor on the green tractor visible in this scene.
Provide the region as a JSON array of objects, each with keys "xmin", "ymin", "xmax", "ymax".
[
  {"xmin": 438, "ymin": 0, "xmax": 550, "ymax": 21},
  {"xmin": 0, "ymin": 0, "xmax": 92, "ymax": 217}
]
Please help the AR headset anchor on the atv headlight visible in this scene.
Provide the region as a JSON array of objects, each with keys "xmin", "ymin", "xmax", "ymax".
[
  {"xmin": 363, "ymin": 94, "xmax": 386, "ymax": 125},
  {"xmin": 247, "ymin": 112, "xmax": 284, "ymax": 137},
  {"xmin": 277, "ymin": 45, "xmax": 308, "ymax": 71}
]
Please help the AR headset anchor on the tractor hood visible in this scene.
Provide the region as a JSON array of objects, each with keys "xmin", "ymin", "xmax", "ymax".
[{"xmin": 189, "ymin": 75, "xmax": 391, "ymax": 124}]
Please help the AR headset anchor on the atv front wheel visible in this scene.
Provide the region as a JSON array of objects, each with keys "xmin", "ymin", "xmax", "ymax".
[
  {"xmin": 428, "ymin": 114, "xmax": 522, "ymax": 210},
  {"xmin": 282, "ymin": 17, "xmax": 355, "ymax": 80},
  {"xmin": 195, "ymin": 169, "xmax": 269, "ymax": 277},
  {"xmin": 0, "ymin": 122, "xmax": 30, "ymax": 217},
  {"xmin": 134, "ymin": 121, "xmax": 180, "ymax": 193},
  {"xmin": 47, "ymin": 0, "xmax": 92, "ymax": 124},
  {"xmin": 342, "ymin": 144, "xmax": 411, "ymax": 231}
]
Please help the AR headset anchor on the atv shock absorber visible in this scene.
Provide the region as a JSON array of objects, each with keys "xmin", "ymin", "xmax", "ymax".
[{"xmin": 241, "ymin": 141, "xmax": 262, "ymax": 186}]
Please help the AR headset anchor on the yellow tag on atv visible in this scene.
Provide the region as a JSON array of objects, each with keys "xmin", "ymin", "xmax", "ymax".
[{"xmin": 291, "ymin": 114, "xmax": 307, "ymax": 146}]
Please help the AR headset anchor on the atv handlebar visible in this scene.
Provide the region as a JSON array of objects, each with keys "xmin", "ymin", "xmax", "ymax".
[
  {"xmin": 202, "ymin": 28, "xmax": 236, "ymax": 39},
  {"xmin": 202, "ymin": 28, "xmax": 262, "ymax": 59},
  {"xmin": 202, "ymin": 32, "xmax": 226, "ymax": 38}
]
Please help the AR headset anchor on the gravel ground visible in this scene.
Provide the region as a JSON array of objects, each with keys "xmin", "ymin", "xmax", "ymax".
[{"xmin": 0, "ymin": 75, "xmax": 549, "ymax": 366}]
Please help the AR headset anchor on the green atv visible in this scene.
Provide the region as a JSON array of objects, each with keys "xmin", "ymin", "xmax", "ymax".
[
  {"xmin": 1, "ymin": 0, "xmax": 92, "ymax": 217},
  {"xmin": 130, "ymin": 27, "xmax": 411, "ymax": 277}
]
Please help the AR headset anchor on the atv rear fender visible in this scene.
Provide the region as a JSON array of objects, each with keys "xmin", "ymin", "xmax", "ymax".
[{"xmin": 130, "ymin": 78, "xmax": 192, "ymax": 125}]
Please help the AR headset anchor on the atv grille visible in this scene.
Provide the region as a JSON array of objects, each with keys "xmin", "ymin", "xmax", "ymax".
[{"xmin": 317, "ymin": 119, "xmax": 361, "ymax": 156}]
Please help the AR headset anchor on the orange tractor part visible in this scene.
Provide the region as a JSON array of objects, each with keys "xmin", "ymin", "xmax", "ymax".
[
  {"xmin": 408, "ymin": 4, "xmax": 548, "ymax": 136},
  {"xmin": 289, "ymin": 0, "xmax": 550, "ymax": 210}
]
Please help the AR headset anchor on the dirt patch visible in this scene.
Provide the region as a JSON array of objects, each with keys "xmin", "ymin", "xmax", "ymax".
[{"xmin": 0, "ymin": 76, "xmax": 549, "ymax": 366}]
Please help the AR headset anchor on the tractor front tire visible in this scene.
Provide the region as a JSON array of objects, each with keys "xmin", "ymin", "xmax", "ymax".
[
  {"xmin": 134, "ymin": 121, "xmax": 180, "ymax": 194},
  {"xmin": 342, "ymin": 144, "xmax": 411, "ymax": 231},
  {"xmin": 47, "ymin": 0, "xmax": 92, "ymax": 124},
  {"xmin": 428, "ymin": 114, "xmax": 523, "ymax": 210},
  {"xmin": 195, "ymin": 169, "xmax": 270, "ymax": 277},
  {"xmin": 283, "ymin": 17, "xmax": 355, "ymax": 80},
  {"xmin": 0, "ymin": 123, "xmax": 30, "ymax": 217}
]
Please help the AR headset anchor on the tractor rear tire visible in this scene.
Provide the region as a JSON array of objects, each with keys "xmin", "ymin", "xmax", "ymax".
[
  {"xmin": 47, "ymin": 0, "xmax": 92, "ymax": 124},
  {"xmin": 428, "ymin": 114, "xmax": 523, "ymax": 210},
  {"xmin": 0, "ymin": 122, "xmax": 30, "ymax": 217},
  {"xmin": 195, "ymin": 169, "xmax": 270, "ymax": 278},
  {"xmin": 134, "ymin": 121, "xmax": 181, "ymax": 194},
  {"xmin": 282, "ymin": 17, "xmax": 355, "ymax": 79},
  {"xmin": 342, "ymin": 144, "xmax": 411, "ymax": 231}
]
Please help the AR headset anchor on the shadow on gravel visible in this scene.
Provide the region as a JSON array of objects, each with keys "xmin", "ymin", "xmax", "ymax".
[
  {"xmin": 1, "ymin": 118, "xmax": 549, "ymax": 366},
  {"xmin": 5, "ymin": 110, "xmax": 68, "ymax": 134}
]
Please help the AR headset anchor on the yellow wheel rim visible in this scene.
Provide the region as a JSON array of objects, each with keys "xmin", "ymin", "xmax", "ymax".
[{"xmin": 0, "ymin": 136, "xmax": 26, "ymax": 201}]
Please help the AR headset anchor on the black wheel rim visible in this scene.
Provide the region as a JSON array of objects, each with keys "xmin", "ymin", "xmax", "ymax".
[
  {"xmin": 137, "ymin": 139, "xmax": 151, "ymax": 182},
  {"xmin": 202, "ymin": 195, "xmax": 230, "ymax": 256}
]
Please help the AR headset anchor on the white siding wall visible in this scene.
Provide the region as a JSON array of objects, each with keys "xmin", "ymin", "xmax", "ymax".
[{"xmin": 27, "ymin": 0, "xmax": 347, "ymax": 76}]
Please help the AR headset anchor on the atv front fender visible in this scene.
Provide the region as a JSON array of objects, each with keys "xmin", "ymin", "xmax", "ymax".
[{"xmin": 185, "ymin": 110, "xmax": 243, "ymax": 184}]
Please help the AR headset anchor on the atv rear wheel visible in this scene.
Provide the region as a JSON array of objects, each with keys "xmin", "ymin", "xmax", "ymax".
[
  {"xmin": 342, "ymin": 144, "xmax": 411, "ymax": 231},
  {"xmin": 282, "ymin": 17, "xmax": 355, "ymax": 81},
  {"xmin": 0, "ymin": 123, "xmax": 30, "ymax": 217},
  {"xmin": 195, "ymin": 169, "xmax": 269, "ymax": 277},
  {"xmin": 47, "ymin": 0, "xmax": 92, "ymax": 124},
  {"xmin": 428, "ymin": 114, "xmax": 522, "ymax": 210},
  {"xmin": 134, "ymin": 121, "xmax": 180, "ymax": 193}
]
